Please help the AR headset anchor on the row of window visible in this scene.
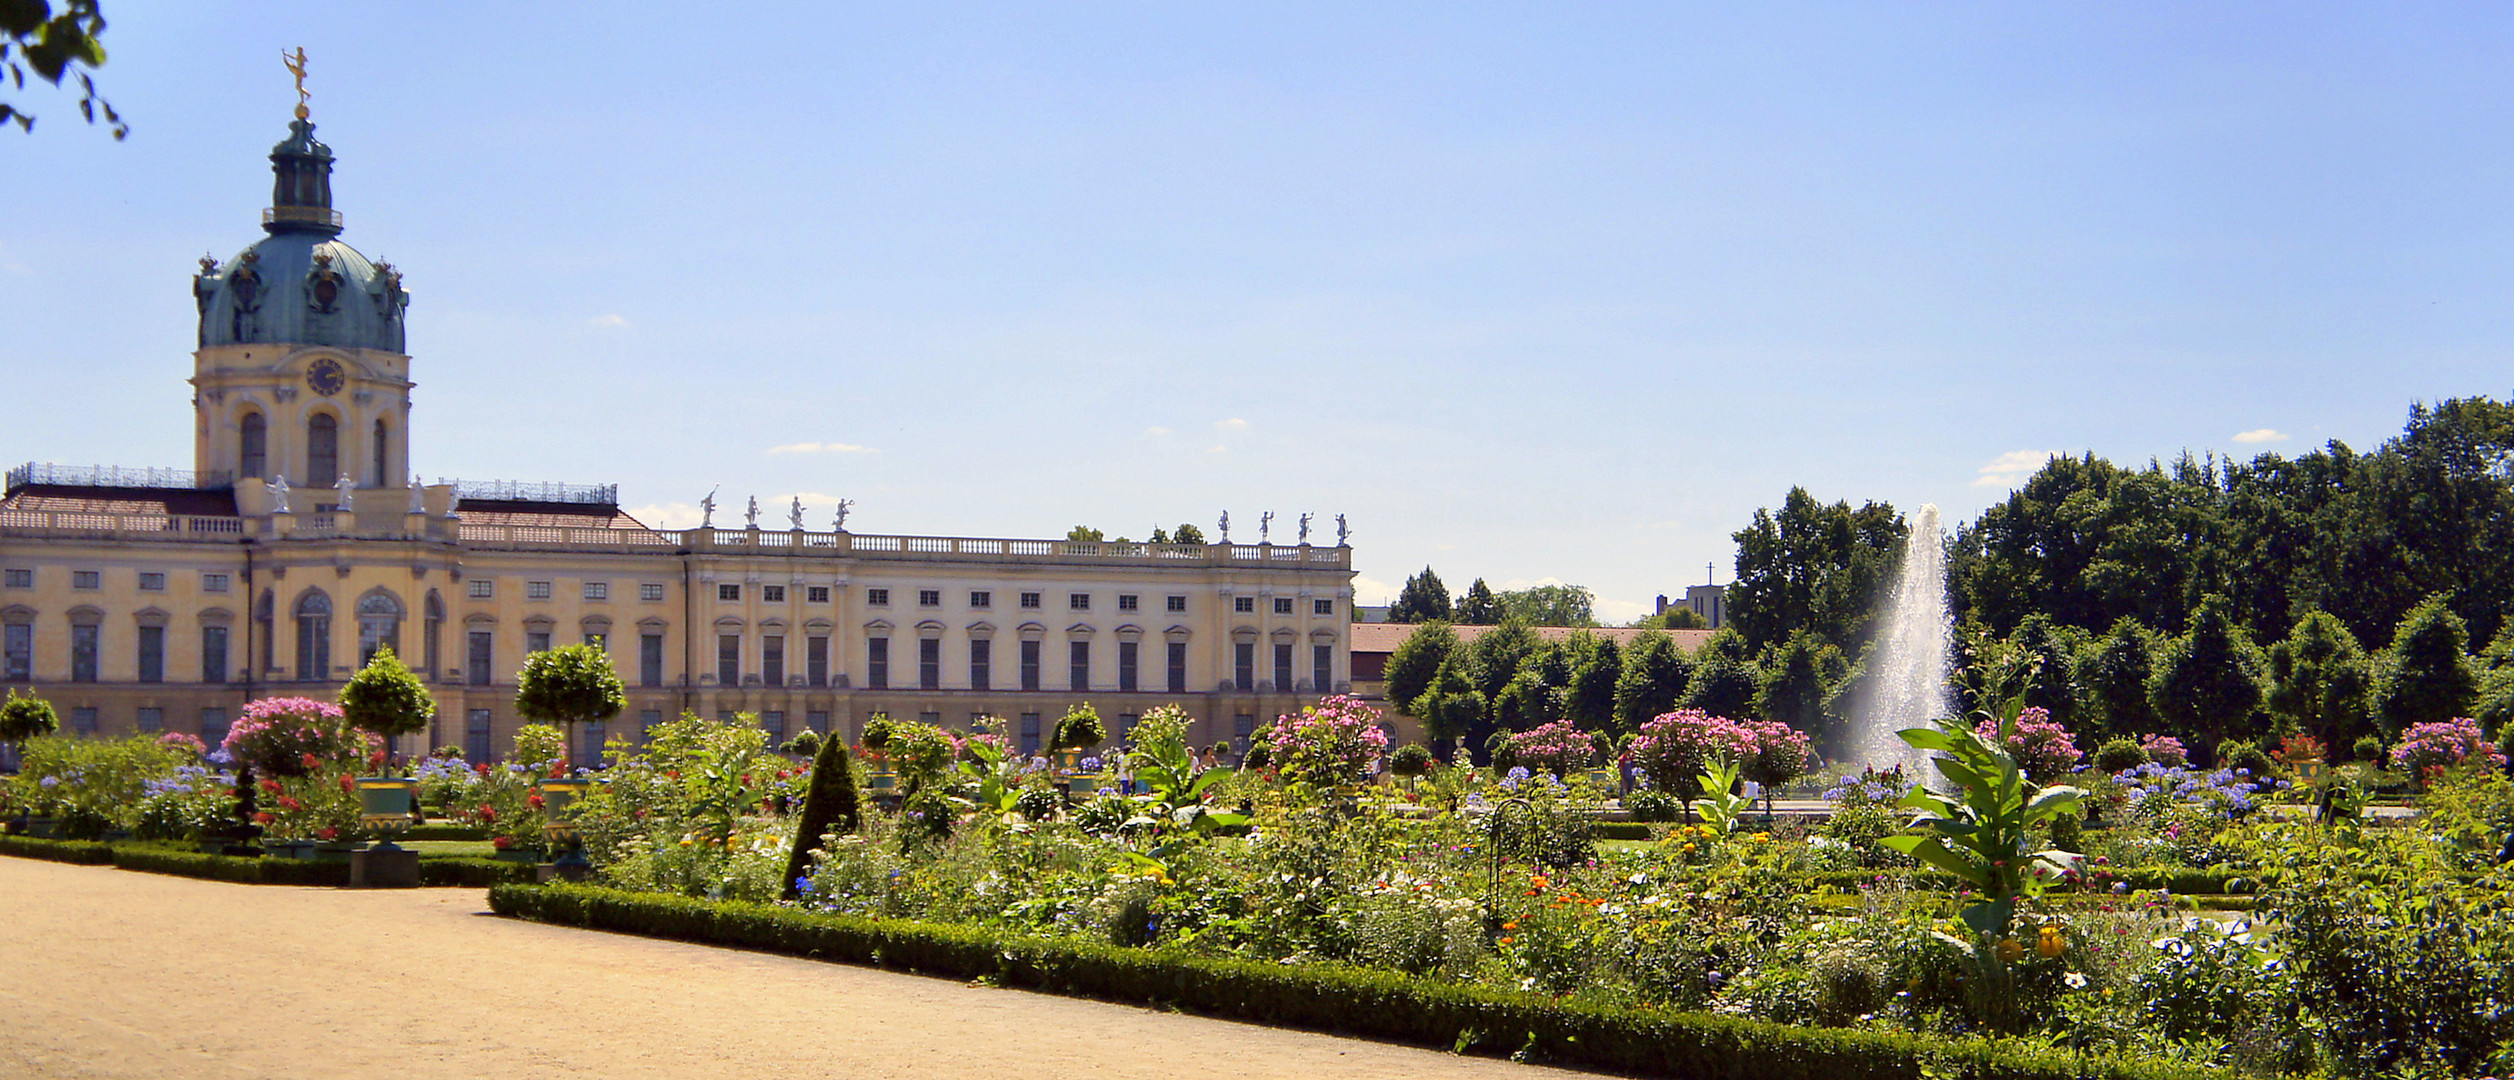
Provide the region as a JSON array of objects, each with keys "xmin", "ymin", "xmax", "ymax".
[
  {"xmin": 468, "ymin": 579, "xmax": 670, "ymax": 602},
  {"xmin": 843, "ymin": 589, "xmax": 1335, "ymax": 617},
  {"xmin": 4, "ymin": 568, "xmax": 232, "ymax": 593},
  {"xmin": 3, "ymin": 623, "xmax": 231, "ymax": 685}
]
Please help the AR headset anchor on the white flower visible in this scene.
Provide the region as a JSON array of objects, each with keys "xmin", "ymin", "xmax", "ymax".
[{"xmin": 2063, "ymin": 972, "xmax": 2088, "ymax": 989}]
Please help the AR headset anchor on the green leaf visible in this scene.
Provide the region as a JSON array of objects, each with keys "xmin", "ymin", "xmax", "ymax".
[
  {"xmin": 1960, "ymin": 897, "xmax": 2014, "ymax": 938},
  {"xmin": 1898, "ymin": 728, "xmax": 1960, "ymax": 753}
]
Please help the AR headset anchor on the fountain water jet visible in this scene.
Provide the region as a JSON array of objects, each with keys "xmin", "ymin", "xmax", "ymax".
[{"xmin": 1849, "ymin": 502, "xmax": 1953, "ymax": 777}]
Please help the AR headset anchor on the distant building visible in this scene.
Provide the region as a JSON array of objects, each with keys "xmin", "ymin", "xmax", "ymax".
[
  {"xmin": 1353, "ymin": 604, "xmax": 1391, "ymax": 624},
  {"xmin": 1655, "ymin": 585, "xmax": 1725, "ymax": 630}
]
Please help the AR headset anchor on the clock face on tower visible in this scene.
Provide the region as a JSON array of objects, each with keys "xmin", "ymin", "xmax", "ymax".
[{"xmin": 306, "ymin": 357, "xmax": 346, "ymax": 397}]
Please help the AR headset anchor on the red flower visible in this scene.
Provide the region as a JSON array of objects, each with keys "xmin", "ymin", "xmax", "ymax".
[
  {"xmin": 252, "ymin": 812, "xmax": 275, "ymax": 824},
  {"xmin": 666, "ymin": 770, "xmax": 681, "ymax": 780},
  {"xmin": 478, "ymin": 804, "xmax": 496, "ymax": 823},
  {"xmin": 260, "ymin": 779, "xmax": 283, "ymax": 795},
  {"xmin": 475, "ymin": 762, "xmax": 492, "ymax": 775},
  {"xmin": 549, "ymin": 765, "xmax": 564, "ymax": 779},
  {"xmin": 338, "ymin": 775, "xmax": 355, "ymax": 793},
  {"xmin": 527, "ymin": 793, "xmax": 545, "ymax": 810},
  {"xmin": 301, "ymin": 752, "xmax": 320, "ymax": 769},
  {"xmin": 316, "ymin": 827, "xmax": 338, "ymax": 841},
  {"xmin": 491, "ymin": 835, "xmax": 514, "ymax": 849},
  {"xmin": 369, "ymin": 749, "xmax": 388, "ymax": 768},
  {"xmin": 278, "ymin": 796, "xmax": 302, "ymax": 812}
]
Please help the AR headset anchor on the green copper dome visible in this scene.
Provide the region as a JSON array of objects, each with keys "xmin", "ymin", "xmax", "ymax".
[{"xmin": 192, "ymin": 118, "xmax": 409, "ymax": 352}]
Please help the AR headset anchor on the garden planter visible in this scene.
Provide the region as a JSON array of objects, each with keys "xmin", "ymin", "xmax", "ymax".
[
  {"xmin": 349, "ymin": 845, "xmax": 420, "ymax": 888},
  {"xmin": 1066, "ymin": 775, "xmax": 1099, "ymax": 797}
]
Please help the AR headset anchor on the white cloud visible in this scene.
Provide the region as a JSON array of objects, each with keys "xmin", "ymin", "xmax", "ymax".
[
  {"xmin": 766, "ymin": 442, "xmax": 879, "ymax": 455},
  {"xmin": 1350, "ymin": 574, "xmax": 1401, "ymax": 605},
  {"xmin": 1214, "ymin": 418, "xmax": 1249, "ymax": 431},
  {"xmin": 1205, "ymin": 444, "xmax": 1229, "ymax": 455},
  {"xmin": 586, "ymin": 313, "xmax": 627, "ymax": 328},
  {"xmin": 627, "ymin": 501, "xmax": 704, "ymax": 528},
  {"xmin": 2231, "ymin": 428, "xmax": 2289, "ymax": 444},
  {"xmin": 1973, "ymin": 449, "xmax": 2057, "ymax": 488},
  {"xmin": 1595, "ymin": 598, "xmax": 1652, "ymax": 624},
  {"xmin": 1144, "ymin": 426, "xmax": 1173, "ymax": 437}
]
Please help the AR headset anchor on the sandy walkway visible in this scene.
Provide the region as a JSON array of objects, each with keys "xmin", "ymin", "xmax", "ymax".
[{"xmin": 0, "ymin": 858, "xmax": 1587, "ymax": 1080}]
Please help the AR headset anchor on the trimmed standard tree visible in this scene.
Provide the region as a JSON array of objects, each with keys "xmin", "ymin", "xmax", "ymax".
[
  {"xmin": 2148, "ymin": 595, "xmax": 2267, "ymax": 756},
  {"xmin": 1, "ymin": 689, "xmax": 60, "ymax": 768},
  {"xmin": 2371, "ymin": 594, "xmax": 2482, "ymax": 739},
  {"xmin": 1684, "ymin": 656, "xmax": 1761, "ymax": 721},
  {"xmin": 780, "ymin": 731, "xmax": 861, "ymax": 899},
  {"xmin": 514, "ymin": 643, "xmax": 627, "ymax": 770},
  {"xmin": 2266, "ymin": 610, "xmax": 2373, "ymax": 756},
  {"xmin": 339, "ymin": 645, "xmax": 435, "ymax": 768},
  {"xmin": 1388, "ymin": 567, "xmax": 1454, "ymax": 624}
]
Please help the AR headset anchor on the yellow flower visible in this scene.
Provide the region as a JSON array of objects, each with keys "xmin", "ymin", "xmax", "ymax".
[{"xmin": 1994, "ymin": 938, "xmax": 2026, "ymax": 963}]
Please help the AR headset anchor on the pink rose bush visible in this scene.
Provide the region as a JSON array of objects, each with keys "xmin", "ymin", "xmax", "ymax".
[
  {"xmin": 1974, "ymin": 706, "xmax": 2083, "ymax": 782},
  {"xmin": 1497, "ymin": 719, "xmax": 1599, "ymax": 775},
  {"xmin": 2390, "ymin": 717, "xmax": 2506, "ymax": 784},
  {"xmin": 1630, "ymin": 710, "xmax": 1759, "ymax": 798},
  {"xmin": 2139, "ymin": 734, "xmax": 2188, "ymax": 768},
  {"xmin": 1742, "ymin": 718, "xmax": 1812, "ymax": 790},
  {"xmin": 1267, "ymin": 695, "xmax": 1389, "ymax": 787},
  {"xmin": 222, "ymin": 697, "xmax": 375, "ymax": 777}
]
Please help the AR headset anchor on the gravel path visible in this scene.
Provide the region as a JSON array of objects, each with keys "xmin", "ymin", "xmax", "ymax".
[{"xmin": 0, "ymin": 858, "xmax": 1584, "ymax": 1080}]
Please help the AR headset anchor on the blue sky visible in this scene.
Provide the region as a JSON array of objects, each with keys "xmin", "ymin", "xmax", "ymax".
[{"xmin": 7, "ymin": 4, "xmax": 2513, "ymax": 620}]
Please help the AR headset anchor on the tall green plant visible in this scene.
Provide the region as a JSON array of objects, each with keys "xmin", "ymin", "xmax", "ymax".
[
  {"xmin": 1879, "ymin": 694, "xmax": 2086, "ymax": 939},
  {"xmin": 514, "ymin": 643, "xmax": 626, "ymax": 767},
  {"xmin": 339, "ymin": 646, "xmax": 434, "ymax": 771},
  {"xmin": 780, "ymin": 735, "xmax": 859, "ymax": 899}
]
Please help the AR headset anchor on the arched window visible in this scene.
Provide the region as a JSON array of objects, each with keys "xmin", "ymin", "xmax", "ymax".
[
  {"xmin": 357, "ymin": 590, "xmax": 403, "ymax": 667},
  {"xmin": 294, "ymin": 590, "xmax": 332, "ymax": 682},
  {"xmin": 239, "ymin": 412, "xmax": 267, "ymax": 480},
  {"xmin": 423, "ymin": 589, "xmax": 444, "ymax": 684},
  {"xmin": 307, "ymin": 413, "xmax": 338, "ymax": 488},
  {"xmin": 372, "ymin": 417, "xmax": 391, "ymax": 487}
]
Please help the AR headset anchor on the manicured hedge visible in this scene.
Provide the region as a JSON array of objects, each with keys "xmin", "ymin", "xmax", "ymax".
[
  {"xmin": 420, "ymin": 857, "xmax": 538, "ymax": 887},
  {"xmin": 0, "ymin": 833, "xmax": 114, "ymax": 865},
  {"xmin": 404, "ymin": 823, "xmax": 488, "ymax": 841},
  {"xmin": 490, "ymin": 883, "xmax": 2233, "ymax": 1080}
]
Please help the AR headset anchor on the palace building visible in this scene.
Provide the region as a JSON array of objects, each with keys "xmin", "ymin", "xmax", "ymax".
[{"xmin": 0, "ymin": 106, "xmax": 1356, "ymax": 765}]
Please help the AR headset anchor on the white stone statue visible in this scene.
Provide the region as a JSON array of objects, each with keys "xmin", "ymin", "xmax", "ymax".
[
  {"xmin": 1260, "ymin": 510, "xmax": 1274, "ymax": 544},
  {"xmin": 1298, "ymin": 512, "xmax": 1312, "ymax": 545},
  {"xmin": 408, "ymin": 472, "xmax": 424, "ymax": 515},
  {"xmin": 699, "ymin": 488, "xmax": 717, "ymax": 528},
  {"xmin": 1218, "ymin": 511, "xmax": 1230, "ymax": 543},
  {"xmin": 745, "ymin": 496, "xmax": 759, "ymax": 529},
  {"xmin": 833, "ymin": 499, "xmax": 853, "ymax": 532},
  {"xmin": 334, "ymin": 473, "xmax": 356, "ymax": 515},
  {"xmin": 269, "ymin": 473, "xmax": 291, "ymax": 515},
  {"xmin": 1336, "ymin": 513, "xmax": 1350, "ymax": 546},
  {"xmin": 788, "ymin": 496, "xmax": 804, "ymax": 530}
]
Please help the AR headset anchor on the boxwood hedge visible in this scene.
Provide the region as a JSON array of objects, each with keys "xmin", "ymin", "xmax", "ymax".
[{"xmin": 490, "ymin": 883, "xmax": 2233, "ymax": 1080}]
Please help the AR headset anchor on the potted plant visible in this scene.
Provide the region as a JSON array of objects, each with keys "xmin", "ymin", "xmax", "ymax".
[
  {"xmin": 0, "ymin": 690, "xmax": 59, "ymax": 835},
  {"xmin": 514, "ymin": 643, "xmax": 626, "ymax": 773},
  {"xmin": 1050, "ymin": 704, "xmax": 1105, "ymax": 774},
  {"xmin": 339, "ymin": 646, "xmax": 433, "ymax": 885}
]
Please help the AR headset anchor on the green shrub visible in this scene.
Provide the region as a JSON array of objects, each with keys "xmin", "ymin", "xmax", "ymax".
[
  {"xmin": 2351, "ymin": 734, "xmax": 2385, "ymax": 763},
  {"xmin": 418, "ymin": 856, "xmax": 538, "ymax": 887},
  {"xmin": 2215, "ymin": 739, "xmax": 2277, "ymax": 780},
  {"xmin": 489, "ymin": 883, "xmax": 2235, "ymax": 1080},
  {"xmin": 1388, "ymin": 743, "xmax": 1434, "ymax": 778},
  {"xmin": 782, "ymin": 736, "xmax": 860, "ymax": 899},
  {"xmin": 1624, "ymin": 787, "xmax": 1682, "ymax": 822},
  {"xmin": 2093, "ymin": 737, "xmax": 2150, "ymax": 774},
  {"xmin": 0, "ymin": 833, "xmax": 114, "ymax": 864}
]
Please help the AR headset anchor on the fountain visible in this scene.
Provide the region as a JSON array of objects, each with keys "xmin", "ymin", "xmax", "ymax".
[{"xmin": 1848, "ymin": 502, "xmax": 1953, "ymax": 777}]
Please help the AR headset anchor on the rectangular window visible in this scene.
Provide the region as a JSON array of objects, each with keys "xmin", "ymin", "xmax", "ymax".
[
  {"xmin": 583, "ymin": 632, "xmax": 606, "ymax": 650},
  {"xmin": 1068, "ymin": 593, "xmax": 1091, "ymax": 611},
  {"xmin": 917, "ymin": 711, "xmax": 942, "ymax": 728},
  {"xmin": 1274, "ymin": 597, "xmax": 1294, "ymax": 615},
  {"xmin": 6, "ymin": 624, "xmax": 32, "ymax": 681},
  {"xmin": 639, "ymin": 709, "xmax": 663, "ymax": 745},
  {"xmin": 762, "ymin": 635, "xmax": 786, "ymax": 685},
  {"xmin": 139, "ymin": 572, "xmax": 167, "ymax": 591},
  {"xmin": 1165, "ymin": 595, "xmax": 1186, "ymax": 613},
  {"xmin": 137, "ymin": 706, "xmax": 162, "ymax": 734},
  {"xmin": 1233, "ymin": 642, "xmax": 1253, "ymax": 691},
  {"xmin": 807, "ymin": 635, "xmax": 829, "ymax": 687},
  {"xmin": 1020, "ymin": 640, "xmax": 1041, "ymax": 691},
  {"xmin": 467, "ymin": 631, "xmax": 493, "ymax": 685},
  {"xmin": 137, "ymin": 625, "xmax": 165, "ymax": 684},
  {"xmin": 465, "ymin": 709, "xmax": 493, "ymax": 763},
  {"xmin": 203, "ymin": 572, "xmax": 230, "ymax": 593},
  {"xmin": 2, "ymin": 569, "xmax": 29, "ymax": 589},
  {"xmin": 639, "ymin": 633, "xmax": 664, "ymax": 687},
  {"xmin": 197, "ymin": 625, "xmax": 228, "ymax": 684},
  {"xmin": 1115, "ymin": 713, "xmax": 1138, "ymax": 745},
  {"xmin": 968, "ymin": 591, "xmax": 991, "ymax": 609},
  {"xmin": 527, "ymin": 580, "xmax": 553, "ymax": 600},
  {"xmin": 468, "ymin": 579, "xmax": 494, "ymax": 599},
  {"xmin": 763, "ymin": 585, "xmax": 786, "ymax": 603},
  {"xmin": 72, "ymin": 570, "xmax": 100, "ymax": 590},
  {"xmin": 526, "ymin": 631, "xmax": 551, "ymax": 655},
  {"xmin": 640, "ymin": 582, "xmax": 666, "ymax": 602},
  {"xmin": 1167, "ymin": 641, "xmax": 1187, "ymax": 694},
  {"xmin": 72, "ymin": 706, "xmax": 98, "ymax": 735},
  {"xmin": 583, "ymin": 581, "xmax": 609, "ymax": 601},
  {"xmin": 1019, "ymin": 713, "xmax": 1042, "ymax": 755},
  {"xmin": 717, "ymin": 584, "xmax": 741, "ymax": 602},
  {"xmin": 1019, "ymin": 592, "xmax": 1041, "ymax": 609},
  {"xmin": 919, "ymin": 638, "xmax": 940, "ymax": 690},
  {"xmin": 806, "ymin": 709, "xmax": 830, "ymax": 734},
  {"xmin": 867, "ymin": 638, "xmax": 889, "ymax": 689},
  {"xmin": 1068, "ymin": 640, "xmax": 1090, "ymax": 692},
  {"xmin": 1234, "ymin": 596, "xmax": 1255, "ymax": 613},
  {"xmin": 918, "ymin": 589, "xmax": 941, "ymax": 608},
  {"xmin": 866, "ymin": 588, "xmax": 890, "ymax": 606},
  {"xmin": 1314, "ymin": 598, "xmax": 1334, "ymax": 616},
  {"xmin": 1118, "ymin": 640, "xmax": 1138, "ymax": 692},
  {"xmin": 1234, "ymin": 714, "xmax": 1256, "ymax": 747},
  {"xmin": 1118, "ymin": 594, "xmax": 1139, "ymax": 612},
  {"xmin": 580, "ymin": 720, "xmax": 608, "ymax": 767},
  {"xmin": 969, "ymin": 639, "xmax": 991, "ymax": 691},
  {"xmin": 807, "ymin": 586, "xmax": 830, "ymax": 604},
  {"xmin": 717, "ymin": 635, "xmax": 740, "ymax": 685},
  {"xmin": 199, "ymin": 707, "xmax": 230, "ymax": 748},
  {"xmin": 1274, "ymin": 643, "xmax": 1293, "ymax": 691},
  {"xmin": 1314, "ymin": 644, "xmax": 1333, "ymax": 692},
  {"xmin": 761, "ymin": 711, "xmax": 786, "ymax": 741},
  {"xmin": 71, "ymin": 624, "xmax": 99, "ymax": 682}
]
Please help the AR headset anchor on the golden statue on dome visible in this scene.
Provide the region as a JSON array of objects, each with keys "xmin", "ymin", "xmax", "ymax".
[{"xmin": 282, "ymin": 47, "xmax": 311, "ymax": 120}]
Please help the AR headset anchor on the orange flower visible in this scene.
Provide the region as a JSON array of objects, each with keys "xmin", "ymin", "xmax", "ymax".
[
  {"xmin": 1496, "ymin": 936, "xmax": 1516, "ymax": 945},
  {"xmin": 1501, "ymin": 921, "xmax": 1518, "ymax": 931}
]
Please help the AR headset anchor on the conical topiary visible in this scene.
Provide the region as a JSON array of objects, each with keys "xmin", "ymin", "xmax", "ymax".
[{"xmin": 781, "ymin": 733, "xmax": 861, "ymax": 900}]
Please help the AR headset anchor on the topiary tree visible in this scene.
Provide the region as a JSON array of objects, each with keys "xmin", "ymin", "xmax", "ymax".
[
  {"xmin": 513, "ymin": 643, "xmax": 626, "ymax": 770},
  {"xmin": 1410, "ymin": 653, "xmax": 1486, "ymax": 763},
  {"xmin": 1388, "ymin": 742, "xmax": 1434, "ymax": 778},
  {"xmin": 2371, "ymin": 594, "xmax": 2481, "ymax": 739},
  {"xmin": 1683, "ymin": 656, "xmax": 1760, "ymax": 722},
  {"xmin": 338, "ymin": 645, "xmax": 434, "ymax": 771},
  {"xmin": 780, "ymin": 732, "xmax": 860, "ymax": 900},
  {"xmin": 2076, "ymin": 617, "xmax": 2160, "ymax": 739},
  {"xmin": 1050, "ymin": 704, "xmax": 1106, "ymax": 752},
  {"xmin": 2091, "ymin": 737, "xmax": 2148, "ymax": 775},
  {"xmin": 0, "ymin": 688, "xmax": 60, "ymax": 750},
  {"xmin": 2267, "ymin": 610, "xmax": 2373, "ymax": 757},
  {"xmin": 2148, "ymin": 595, "xmax": 2267, "ymax": 755}
]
